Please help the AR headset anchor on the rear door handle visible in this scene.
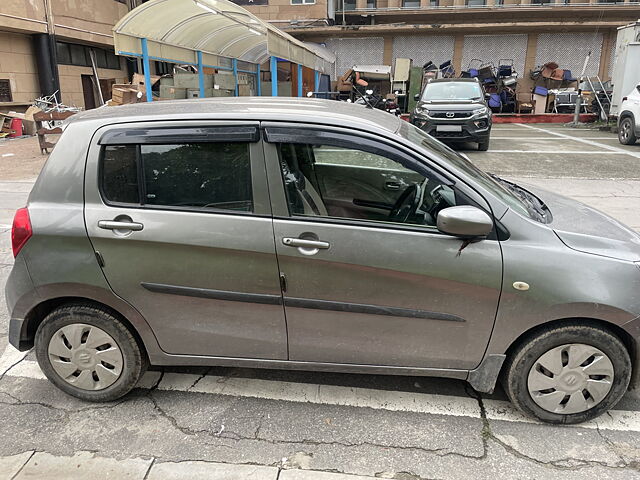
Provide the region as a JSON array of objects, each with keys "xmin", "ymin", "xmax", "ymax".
[
  {"xmin": 282, "ymin": 237, "xmax": 330, "ymax": 249},
  {"xmin": 98, "ymin": 220, "xmax": 144, "ymax": 231},
  {"xmin": 385, "ymin": 182, "xmax": 401, "ymax": 191}
]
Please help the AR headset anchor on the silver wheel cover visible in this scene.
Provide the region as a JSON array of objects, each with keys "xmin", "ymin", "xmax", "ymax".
[
  {"xmin": 48, "ymin": 323, "xmax": 124, "ymax": 391},
  {"xmin": 527, "ymin": 343, "xmax": 614, "ymax": 415}
]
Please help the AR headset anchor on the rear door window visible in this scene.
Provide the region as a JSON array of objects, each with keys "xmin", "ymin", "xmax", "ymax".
[
  {"xmin": 141, "ymin": 143, "xmax": 252, "ymax": 211},
  {"xmin": 100, "ymin": 141, "xmax": 253, "ymax": 213}
]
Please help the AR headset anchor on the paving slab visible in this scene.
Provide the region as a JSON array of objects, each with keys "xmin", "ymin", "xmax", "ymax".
[
  {"xmin": 14, "ymin": 451, "xmax": 152, "ymax": 479},
  {"xmin": 147, "ymin": 460, "xmax": 279, "ymax": 480},
  {"xmin": 280, "ymin": 470, "xmax": 375, "ymax": 480},
  {"xmin": 0, "ymin": 451, "xmax": 33, "ymax": 480}
]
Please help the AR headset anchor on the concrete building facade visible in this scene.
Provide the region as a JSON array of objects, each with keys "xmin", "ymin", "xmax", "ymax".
[
  {"xmin": 242, "ymin": 0, "xmax": 640, "ymax": 91},
  {"xmin": 1, "ymin": 0, "xmax": 638, "ymax": 110},
  {"xmin": 0, "ymin": 0, "xmax": 131, "ymax": 110}
]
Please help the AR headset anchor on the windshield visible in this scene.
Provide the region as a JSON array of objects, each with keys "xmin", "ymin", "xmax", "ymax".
[
  {"xmin": 421, "ymin": 82, "xmax": 483, "ymax": 102},
  {"xmin": 398, "ymin": 121, "xmax": 541, "ymax": 221}
]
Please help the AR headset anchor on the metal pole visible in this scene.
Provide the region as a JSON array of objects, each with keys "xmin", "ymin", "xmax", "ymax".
[
  {"xmin": 88, "ymin": 49, "xmax": 104, "ymax": 106},
  {"xmin": 314, "ymin": 71, "xmax": 320, "ymax": 93},
  {"xmin": 270, "ymin": 56, "xmax": 278, "ymax": 97},
  {"xmin": 197, "ymin": 51, "xmax": 205, "ymax": 98},
  {"xmin": 297, "ymin": 64, "xmax": 303, "ymax": 97},
  {"xmin": 572, "ymin": 51, "xmax": 591, "ymax": 126},
  {"xmin": 140, "ymin": 37, "xmax": 153, "ymax": 103},
  {"xmin": 256, "ymin": 62, "xmax": 261, "ymax": 96},
  {"xmin": 232, "ymin": 58, "xmax": 239, "ymax": 96}
]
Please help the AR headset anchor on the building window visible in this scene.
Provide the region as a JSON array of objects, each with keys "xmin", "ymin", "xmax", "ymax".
[
  {"xmin": 466, "ymin": 0, "xmax": 485, "ymax": 5},
  {"xmin": 531, "ymin": 0, "xmax": 552, "ymax": 4},
  {"xmin": 342, "ymin": 0, "xmax": 356, "ymax": 9},
  {"xmin": 291, "ymin": 0, "xmax": 316, "ymax": 4},
  {"xmin": 403, "ymin": 0, "xmax": 420, "ymax": 7},
  {"xmin": 56, "ymin": 42, "xmax": 121, "ymax": 70},
  {"xmin": 367, "ymin": 0, "xmax": 376, "ymax": 7},
  {"xmin": 430, "ymin": 0, "xmax": 439, "ymax": 5},
  {"xmin": 0, "ymin": 80, "xmax": 12, "ymax": 102}
]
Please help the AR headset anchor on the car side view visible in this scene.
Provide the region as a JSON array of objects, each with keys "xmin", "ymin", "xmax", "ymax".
[
  {"xmin": 618, "ymin": 81, "xmax": 640, "ymax": 145},
  {"xmin": 6, "ymin": 98, "xmax": 639, "ymax": 425}
]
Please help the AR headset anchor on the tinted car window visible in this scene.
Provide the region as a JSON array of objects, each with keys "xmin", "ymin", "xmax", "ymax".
[
  {"xmin": 141, "ymin": 143, "xmax": 252, "ymax": 211},
  {"xmin": 100, "ymin": 143, "xmax": 253, "ymax": 212},
  {"xmin": 102, "ymin": 145, "xmax": 139, "ymax": 204}
]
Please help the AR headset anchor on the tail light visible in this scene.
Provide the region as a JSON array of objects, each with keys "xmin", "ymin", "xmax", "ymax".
[{"xmin": 12, "ymin": 207, "xmax": 32, "ymax": 257}]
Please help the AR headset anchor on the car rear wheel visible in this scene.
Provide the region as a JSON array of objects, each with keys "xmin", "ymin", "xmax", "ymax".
[
  {"xmin": 35, "ymin": 304, "xmax": 147, "ymax": 402},
  {"xmin": 501, "ymin": 324, "xmax": 631, "ymax": 424},
  {"xmin": 618, "ymin": 117, "xmax": 637, "ymax": 145}
]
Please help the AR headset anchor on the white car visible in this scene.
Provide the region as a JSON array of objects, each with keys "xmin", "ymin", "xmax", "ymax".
[{"xmin": 618, "ymin": 82, "xmax": 640, "ymax": 145}]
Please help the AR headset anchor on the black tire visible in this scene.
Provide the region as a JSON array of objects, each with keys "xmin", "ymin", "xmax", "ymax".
[
  {"xmin": 501, "ymin": 323, "xmax": 631, "ymax": 424},
  {"xmin": 618, "ymin": 117, "xmax": 637, "ymax": 145},
  {"xmin": 478, "ymin": 139, "xmax": 490, "ymax": 151},
  {"xmin": 35, "ymin": 304, "xmax": 147, "ymax": 402}
]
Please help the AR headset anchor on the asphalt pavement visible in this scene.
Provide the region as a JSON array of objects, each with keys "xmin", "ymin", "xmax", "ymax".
[{"xmin": 0, "ymin": 124, "xmax": 639, "ymax": 479}]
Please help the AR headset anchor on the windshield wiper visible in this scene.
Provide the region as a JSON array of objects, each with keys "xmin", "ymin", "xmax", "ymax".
[{"xmin": 488, "ymin": 173, "xmax": 550, "ymax": 222}]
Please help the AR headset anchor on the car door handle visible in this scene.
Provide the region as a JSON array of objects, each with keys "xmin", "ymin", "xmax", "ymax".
[
  {"xmin": 385, "ymin": 182, "xmax": 401, "ymax": 191},
  {"xmin": 98, "ymin": 220, "xmax": 144, "ymax": 231},
  {"xmin": 282, "ymin": 237, "xmax": 330, "ymax": 249}
]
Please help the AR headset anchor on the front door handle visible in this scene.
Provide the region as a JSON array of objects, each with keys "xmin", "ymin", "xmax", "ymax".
[
  {"xmin": 98, "ymin": 220, "xmax": 144, "ymax": 231},
  {"xmin": 282, "ymin": 237, "xmax": 330, "ymax": 249},
  {"xmin": 385, "ymin": 182, "xmax": 401, "ymax": 191}
]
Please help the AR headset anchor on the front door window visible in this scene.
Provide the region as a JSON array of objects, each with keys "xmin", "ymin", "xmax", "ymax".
[{"xmin": 276, "ymin": 142, "xmax": 466, "ymax": 229}]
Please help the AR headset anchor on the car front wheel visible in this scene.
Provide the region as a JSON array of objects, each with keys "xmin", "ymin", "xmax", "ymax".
[
  {"xmin": 35, "ymin": 304, "xmax": 147, "ymax": 402},
  {"xmin": 502, "ymin": 323, "xmax": 631, "ymax": 424},
  {"xmin": 618, "ymin": 117, "xmax": 637, "ymax": 145}
]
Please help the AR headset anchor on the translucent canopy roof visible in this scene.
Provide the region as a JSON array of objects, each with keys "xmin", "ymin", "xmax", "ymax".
[{"xmin": 113, "ymin": 0, "xmax": 334, "ymax": 73}]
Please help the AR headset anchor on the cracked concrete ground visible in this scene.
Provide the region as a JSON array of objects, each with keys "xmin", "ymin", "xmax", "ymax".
[{"xmin": 1, "ymin": 126, "xmax": 640, "ymax": 479}]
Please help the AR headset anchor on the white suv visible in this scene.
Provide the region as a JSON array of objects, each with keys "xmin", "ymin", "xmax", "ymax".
[{"xmin": 618, "ymin": 82, "xmax": 640, "ymax": 145}]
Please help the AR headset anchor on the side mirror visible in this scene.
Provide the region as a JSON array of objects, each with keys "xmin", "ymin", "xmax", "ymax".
[
  {"xmin": 484, "ymin": 93, "xmax": 491, "ymax": 99},
  {"xmin": 414, "ymin": 94, "xmax": 420, "ymax": 101},
  {"xmin": 437, "ymin": 206, "xmax": 493, "ymax": 238}
]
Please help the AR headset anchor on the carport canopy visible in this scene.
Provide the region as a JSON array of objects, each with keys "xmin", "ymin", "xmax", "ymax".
[{"xmin": 113, "ymin": 0, "xmax": 334, "ymax": 75}]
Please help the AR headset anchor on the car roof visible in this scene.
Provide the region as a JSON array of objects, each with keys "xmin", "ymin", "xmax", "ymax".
[
  {"xmin": 71, "ymin": 97, "xmax": 402, "ymax": 134},
  {"xmin": 428, "ymin": 78, "xmax": 480, "ymax": 83}
]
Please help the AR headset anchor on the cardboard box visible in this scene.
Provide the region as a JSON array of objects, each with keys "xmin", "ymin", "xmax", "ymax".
[
  {"xmin": 132, "ymin": 73, "xmax": 160, "ymax": 95},
  {"xmin": 160, "ymin": 85, "xmax": 187, "ymax": 99},
  {"xmin": 533, "ymin": 93, "xmax": 548, "ymax": 114},
  {"xmin": 111, "ymin": 85, "xmax": 142, "ymax": 105}
]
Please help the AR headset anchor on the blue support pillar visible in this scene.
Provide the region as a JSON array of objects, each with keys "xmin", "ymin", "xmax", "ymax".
[
  {"xmin": 140, "ymin": 37, "xmax": 152, "ymax": 103},
  {"xmin": 314, "ymin": 71, "xmax": 320, "ymax": 93},
  {"xmin": 232, "ymin": 58, "xmax": 238, "ymax": 96},
  {"xmin": 256, "ymin": 63, "xmax": 261, "ymax": 96},
  {"xmin": 270, "ymin": 56, "xmax": 278, "ymax": 97},
  {"xmin": 197, "ymin": 51, "xmax": 205, "ymax": 98},
  {"xmin": 297, "ymin": 64, "xmax": 303, "ymax": 97}
]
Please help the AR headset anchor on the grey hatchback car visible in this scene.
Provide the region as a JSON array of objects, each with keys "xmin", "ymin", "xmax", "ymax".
[{"xmin": 6, "ymin": 98, "xmax": 640, "ymax": 424}]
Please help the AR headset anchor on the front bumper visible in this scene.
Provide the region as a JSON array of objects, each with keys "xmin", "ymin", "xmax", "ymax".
[{"xmin": 410, "ymin": 115, "xmax": 491, "ymax": 142}]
